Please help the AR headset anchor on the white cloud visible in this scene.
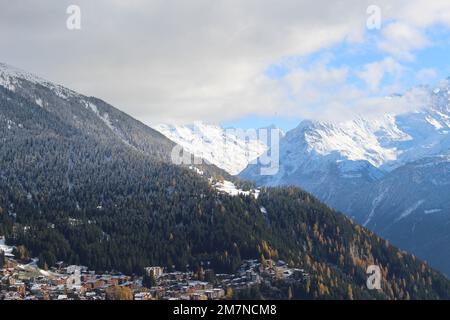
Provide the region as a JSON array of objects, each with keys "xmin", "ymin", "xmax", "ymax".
[
  {"xmin": 415, "ymin": 68, "xmax": 438, "ymax": 84},
  {"xmin": 269, "ymin": 57, "xmax": 432, "ymax": 122},
  {"xmin": 0, "ymin": 0, "xmax": 449, "ymax": 124},
  {"xmin": 356, "ymin": 57, "xmax": 404, "ymax": 92},
  {"xmin": 0, "ymin": 0, "xmax": 373, "ymax": 124},
  {"xmin": 378, "ymin": 22, "xmax": 430, "ymax": 60},
  {"xmin": 393, "ymin": 0, "xmax": 450, "ymax": 28}
]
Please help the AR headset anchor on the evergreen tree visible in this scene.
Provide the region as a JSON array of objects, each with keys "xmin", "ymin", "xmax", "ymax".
[
  {"xmin": 142, "ymin": 272, "xmax": 157, "ymax": 289},
  {"xmin": 0, "ymin": 250, "xmax": 5, "ymax": 268}
]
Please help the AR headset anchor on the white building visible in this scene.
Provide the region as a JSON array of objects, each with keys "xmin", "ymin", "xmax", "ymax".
[
  {"xmin": 145, "ymin": 266, "xmax": 164, "ymax": 278},
  {"xmin": 0, "ymin": 236, "xmax": 15, "ymax": 257}
]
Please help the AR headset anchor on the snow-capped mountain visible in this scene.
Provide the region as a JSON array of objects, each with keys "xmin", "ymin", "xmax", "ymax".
[
  {"xmin": 5, "ymin": 61, "xmax": 450, "ymax": 299},
  {"xmin": 153, "ymin": 122, "xmax": 267, "ymax": 175},
  {"xmin": 0, "ymin": 63, "xmax": 80, "ymax": 100},
  {"xmin": 243, "ymin": 80, "xmax": 450, "ymax": 184},
  {"xmin": 241, "ymin": 80, "xmax": 450, "ymax": 276},
  {"xmin": 0, "ymin": 62, "xmax": 233, "ymax": 183},
  {"xmin": 348, "ymin": 154, "xmax": 450, "ymax": 271},
  {"xmin": 0, "ymin": 62, "xmax": 180, "ymax": 163}
]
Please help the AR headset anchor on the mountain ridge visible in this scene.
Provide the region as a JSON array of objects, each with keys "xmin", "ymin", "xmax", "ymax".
[
  {"xmin": 240, "ymin": 80, "xmax": 450, "ymax": 276},
  {"xmin": 2, "ymin": 63, "xmax": 450, "ymax": 299},
  {"xmin": 153, "ymin": 122, "xmax": 267, "ymax": 175}
]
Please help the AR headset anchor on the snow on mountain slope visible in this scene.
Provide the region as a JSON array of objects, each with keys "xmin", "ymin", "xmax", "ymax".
[
  {"xmin": 243, "ymin": 81, "xmax": 450, "ymax": 184},
  {"xmin": 295, "ymin": 116, "xmax": 402, "ymax": 168},
  {"xmin": 154, "ymin": 122, "xmax": 267, "ymax": 175},
  {"xmin": 240, "ymin": 79, "xmax": 450, "ymax": 276},
  {"xmin": 0, "ymin": 62, "xmax": 178, "ymax": 164},
  {"xmin": 0, "ymin": 62, "xmax": 260, "ymax": 181},
  {"xmin": 0, "ymin": 62, "xmax": 78, "ymax": 100},
  {"xmin": 0, "ymin": 63, "xmax": 110, "ymax": 131},
  {"xmin": 348, "ymin": 154, "xmax": 450, "ymax": 275},
  {"xmin": 213, "ymin": 179, "xmax": 260, "ymax": 198}
]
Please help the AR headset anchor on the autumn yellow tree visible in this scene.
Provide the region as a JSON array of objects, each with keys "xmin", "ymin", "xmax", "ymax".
[
  {"xmin": 288, "ymin": 287, "xmax": 293, "ymax": 300},
  {"xmin": 226, "ymin": 287, "xmax": 233, "ymax": 298},
  {"xmin": 106, "ymin": 286, "xmax": 133, "ymax": 300},
  {"xmin": 16, "ymin": 245, "xmax": 30, "ymax": 261},
  {"xmin": 347, "ymin": 284, "xmax": 354, "ymax": 300},
  {"xmin": 260, "ymin": 254, "xmax": 267, "ymax": 270}
]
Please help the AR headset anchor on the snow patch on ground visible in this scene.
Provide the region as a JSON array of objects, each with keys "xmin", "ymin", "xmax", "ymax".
[
  {"xmin": 363, "ymin": 188, "xmax": 388, "ymax": 226},
  {"xmin": 424, "ymin": 208, "xmax": 442, "ymax": 214},
  {"xmin": 396, "ymin": 200, "xmax": 425, "ymax": 221},
  {"xmin": 81, "ymin": 100, "xmax": 134, "ymax": 148},
  {"xmin": 3, "ymin": 119, "xmax": 23, "ymax": 131},
  {"xmin": 35, "ymin": 98, "xmax": 43, "ymax": 107},
  {"xmin": 0, "ymin": 70, "xmax": 17, "ymax": 91},
  {"xmin": 426, "ymin": 116, "xmax": 444, "ymax": 130},
  {"xmin": 213, "ymin": 180, "xmax": 260, "ymax": 199},
  {"xmin": 0, "ymin": 237, "xmax": 15, "ymax": 257},
  {"xmin": 188, "ymin": 166, "xmax": 204, "ymax": 176}
]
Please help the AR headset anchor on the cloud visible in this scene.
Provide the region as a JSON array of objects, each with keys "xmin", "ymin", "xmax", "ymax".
[
  {"xmin": 356, "ymin": 57, "xmax": 404, "ymax": 92},
  {"xmin": 0, "ymin": 0, "xmax": 371, "ymax": 124},
  {"xmin": 0, "ymin": 0, "xmax": 449, "ymax": 125},
  {"xmin": 378, "ymin": 22, "xmax": 430, "ymax": 60},
  {"xmin": 392, "ymin": 0, "xmax": 450, "ymax": 28},
  {"xmin": 268, "ymin": 57, "xmax": 433, "ymax": 122},
  {"xmin": 415, "ymin": 68, "xmax": 438, "ymax": 84}
]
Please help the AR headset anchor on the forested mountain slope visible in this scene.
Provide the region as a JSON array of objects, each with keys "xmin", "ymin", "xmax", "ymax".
[
  {"xmin": 1, "ymin": 63, "xmax": 450, "ymax": 299},
  {"xmin": 241, "ymin": 82, "xmax": 450, "ymax": 276}
]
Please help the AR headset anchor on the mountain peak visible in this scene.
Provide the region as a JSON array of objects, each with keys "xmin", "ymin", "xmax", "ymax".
[
  {"xmin": 0, "ymin": 62, "xmax": 78, "ymax": 100},
  {"xmin": 0, "ymin": 62, "xmax": 46, "ymax": 86},
  {"xmin": 154, "ymin": 122, "xmax": 267, "ymax": 175}
]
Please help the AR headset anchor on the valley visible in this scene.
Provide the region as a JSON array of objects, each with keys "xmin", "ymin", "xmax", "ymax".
[{"xmin": 1, "ymin": 63, "xmax": 450, "ymax": 299}]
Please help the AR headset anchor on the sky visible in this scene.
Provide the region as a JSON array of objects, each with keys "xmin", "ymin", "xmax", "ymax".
[{"xmin": 1, "ymin": 0, "xmax": 450, "ymax": 131}]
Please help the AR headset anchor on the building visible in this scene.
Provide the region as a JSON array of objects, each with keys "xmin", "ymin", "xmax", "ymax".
[{"xmin": 145, "ymin": 266, "xmax": 164, "ymax": 279}]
